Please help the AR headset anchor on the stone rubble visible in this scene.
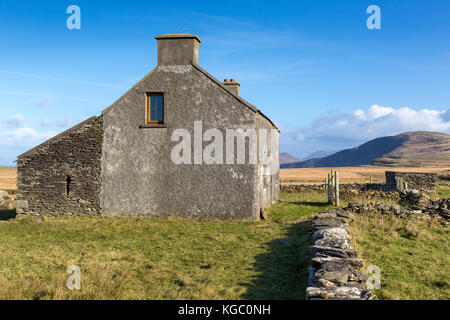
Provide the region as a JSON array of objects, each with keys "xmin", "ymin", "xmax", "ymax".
[
  {"xmin": 306, "ymin": 209, "xmax": 373, "ymax": 300},
  {"xmin": 346, "ymin": 190, "xmax": 450, "ymax": 226},
  {"xmin": 0, "ymin": 190, "xmax": 15, "ymax": 210}
]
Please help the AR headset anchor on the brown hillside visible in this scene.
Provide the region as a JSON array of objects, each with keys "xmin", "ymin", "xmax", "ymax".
[
  {"xmin": 373, "ymin": 131, "xmax": 450, "ymax": 166},
  {"xmin": 282, "ymin": 131, "xmax": 450, "ymax": 168}
]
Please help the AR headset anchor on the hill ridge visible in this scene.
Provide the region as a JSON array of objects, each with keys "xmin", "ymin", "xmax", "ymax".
[{"xmin": 281, "ymin": 131, "xmax": 450, "ymax": 168}]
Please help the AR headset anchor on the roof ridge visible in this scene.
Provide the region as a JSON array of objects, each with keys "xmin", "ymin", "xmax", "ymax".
[{"xmin": 191, "ymin": 64, "xmax": 279, "ymax": 131}]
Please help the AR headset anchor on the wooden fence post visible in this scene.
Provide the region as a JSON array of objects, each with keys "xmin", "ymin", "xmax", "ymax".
[
  {"xmin": 327, "ymin": 173, "xmax": 331, "ymax": 204},
  {"xmin": 335, "ymin": 171, "xmax": 339, "ymax": 206}
]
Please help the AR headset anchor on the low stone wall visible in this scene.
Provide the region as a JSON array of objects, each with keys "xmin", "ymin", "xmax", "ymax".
[
  {"xmin": 306, "ymin": 209, "xmax": 372, "ymax": 300},
  {"xmin": 282, "ymin": 172, "xmax": 437, "ymax": 194},
  {"xmin": 281, "ymin": 183, "xmax": 387, "ymax": 193},
  {"xmin": 386, "ymin": 171, "xmax": 436, "ymax": 191},
  {"xmin": 340, "ymin": 189, "xmax": 401, "ymax": 203},
  {"xmin": 282, "ymin": 183, "xmax": 397, "ymax": 204}
]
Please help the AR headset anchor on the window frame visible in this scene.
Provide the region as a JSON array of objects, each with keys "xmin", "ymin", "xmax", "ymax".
[{"xmin": 146, "ymin": 93, "xmax": 164, "ymax": 125}]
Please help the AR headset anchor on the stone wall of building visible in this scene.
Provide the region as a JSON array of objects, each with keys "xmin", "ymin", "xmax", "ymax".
[
  {"xmin": 101, "ymin": 64, "xmax": 278, "ymax": 220},
  {"xmin": 385, "ymin": 171, "xmax": 436, "ymax": 191},
  {"xmin": 16, "ymin": 116, "xmax": 103, "ymax": 217}
]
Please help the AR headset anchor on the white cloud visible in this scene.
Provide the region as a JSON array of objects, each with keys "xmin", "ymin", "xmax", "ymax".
[
  {"xmin": 281, "ymin": 104, "xmax": 450, "ymax": 158},
  {"xmin": 353, "ymin": 105, "xmax": 394, "ymax": 121},
  {"xmin": 3, "ymin": 113, "xmax": 25, "ymax": 127},
  {"xmin": 36, "ymin": 96, "xmax": 56, "ymax": 107},
  {"xmin": 0, "ymin": 113, "xmax": 82, "ymax": 165},
  {"xmin": 0, "ymin": 127, "xmax": 56, "ymax": 147},
  {"xmin": 40, "ymin": 119, "xmax": 52, "ymax": 127}
]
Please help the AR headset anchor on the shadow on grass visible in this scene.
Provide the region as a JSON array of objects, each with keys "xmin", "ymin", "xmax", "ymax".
[
  {"xmin": 286, "ymin": 201, "xmax": 330, "ymax": 207},
  {"xmin": 0, "ymin": 208, "xmax": 17, "ymax": 221},
  {"xmin": 242, "ymin": 219, "xmax": 313, "ymax": 300}
]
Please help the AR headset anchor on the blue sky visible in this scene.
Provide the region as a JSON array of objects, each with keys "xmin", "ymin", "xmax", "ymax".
[{"xmin": 0, "ymin": 0, "xmax": 449, "ymax": 165}]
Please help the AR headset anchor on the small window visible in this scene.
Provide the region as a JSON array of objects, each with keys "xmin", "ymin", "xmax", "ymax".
[
  {"xmin": 66, "ymin": 176, "xmax": 71, "ymax": 196},
  {"xmin": 147, "ymin": 93, "xmax": 164, "ymax": 124}
]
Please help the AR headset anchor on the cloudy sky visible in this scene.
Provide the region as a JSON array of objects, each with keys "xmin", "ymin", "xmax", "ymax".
[{"xmin": 0, "ymin": 0, "xmax": 449, "ymax": 165}]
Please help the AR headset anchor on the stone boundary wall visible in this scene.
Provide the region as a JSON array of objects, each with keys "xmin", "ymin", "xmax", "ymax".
[
  {"xmin": 16, "ymin": 116, "xmax": 103, "ymax": 217},
  {"xmin": 385, "ymin": 171, "xmax": 436, "ymax": 191},
  {"xmin": 306, "ymin": 209, "xmax": 372, "ymax": 300},
  {"xmin": 282, "ymin": 172, "xmax": 437, "ymax": 194},
  {"xmin": 281, "ymin": 183, "xmax": 388, "ymax": 193}
]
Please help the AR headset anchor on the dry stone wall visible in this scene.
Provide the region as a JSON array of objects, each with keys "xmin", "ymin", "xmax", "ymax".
[
  {"xmin": 282, "ymin": 171, "xmax": 437, "ymax": 194},
  {"xmin": 282, "ymin": 183, "xmax": 391, "ymax": 193},
  {"xmin": 307, "ymin": 209, "xmax": 373, "ymax": 300},
  {"xmin": 385, "ymin": 171, "xmax": 436, "ymax": 191},
  {"xmin": 16, "ymin": 116, "xmax": 103, "ymax": 217}
]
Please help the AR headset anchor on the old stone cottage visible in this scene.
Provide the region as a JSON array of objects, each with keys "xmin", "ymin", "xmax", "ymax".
[{"xmin": 16, "ymin": 33, "xmax": 279, "ymax": 220}]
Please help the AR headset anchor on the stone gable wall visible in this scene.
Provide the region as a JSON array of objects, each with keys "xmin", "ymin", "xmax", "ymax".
[
  {"xmin": 385, "ymin": 171, "xmax": 436, "ymax": 191},
  {"xmin": 16, "ymin": 116, "xmax": 103, "ymax": 217},
  {"xmin": 101, "ymin": 65, "xmax": 274, "ymax": 220}
]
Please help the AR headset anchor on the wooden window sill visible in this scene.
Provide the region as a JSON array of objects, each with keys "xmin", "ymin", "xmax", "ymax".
[{"xmin": 139, "ymin": 124, "xmax": 167, "ymax": 129}]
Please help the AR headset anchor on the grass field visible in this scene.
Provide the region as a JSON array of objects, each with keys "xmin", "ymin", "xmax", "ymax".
[
  {"xmin": 351, "ymin": 213, "xmax": 450, "ymax": 299},
  {"xmin": 1, "ymin": 166, "xmax": 448, "ymax": 300},
  {"xmin": 0, "ymin": 191, "xmax": 331, "ymax": 300},
  {"xmin": 280, "ymin": 166, "xmax": 450, "ymax": 184}
]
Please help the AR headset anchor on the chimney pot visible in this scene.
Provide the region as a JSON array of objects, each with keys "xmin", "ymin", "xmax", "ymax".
[{"xmin": 223, "ymin": 78, "xmax": 240, "ymax": 96}]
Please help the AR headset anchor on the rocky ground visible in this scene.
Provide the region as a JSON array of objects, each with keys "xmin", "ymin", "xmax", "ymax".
[
  {"xmin": 0, "ymin": 189, "xmax": 15, "ymax": 210},
  {"xmin": 346, "ymin": 190, "xmax": 449, "ymax": 226},
  {"xmin": 307, "ymin": 188, "xmax": 449, "ymax": 300}
]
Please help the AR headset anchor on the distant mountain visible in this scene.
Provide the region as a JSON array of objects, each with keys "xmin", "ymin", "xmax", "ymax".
[
  {"xmin": 280, "ymin": 152, "xmax": 301, "ymax": 165},
  {"xmin": 280, "ymin": 131, "xmax": 450, "ymax": 168},
  {"xmin": 303, "ymin": 150, "xmax": 337, "ymax": 160}
]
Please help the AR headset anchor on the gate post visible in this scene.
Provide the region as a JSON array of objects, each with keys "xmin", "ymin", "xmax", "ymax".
[{"xmin": 335, "ymin": 171, "xmax": 339, "ymax": 206}]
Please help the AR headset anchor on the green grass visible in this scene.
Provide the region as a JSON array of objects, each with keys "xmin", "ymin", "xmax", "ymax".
[
  {"xmin": 2, "ymin": 188, "xmax": 448, "ymax": 300},
  {"xmin": 350, "ymin": 183, "xmax": 450, "ymax": 300},
  {"xmin": 435, "ymin": 186, "xmax": 450, "ymax": 198},
  {"xmin": 0, "ymin": 191, "xmax": 330, "ymax": 300},
  {"xmin": 350, "ymin": 213, "xmax": 450, "ymax": 300}
]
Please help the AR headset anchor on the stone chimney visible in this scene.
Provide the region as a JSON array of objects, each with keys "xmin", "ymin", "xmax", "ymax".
[
  {"xmin": 155, "ymin": 33, "xmax": 201, "ymax": 66},
  {"xmin": 223, "ymin": 79, "xmax": 240, "ymax": 96}
]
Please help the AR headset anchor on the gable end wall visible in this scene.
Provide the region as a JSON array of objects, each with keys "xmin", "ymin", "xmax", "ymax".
[
  {"xmin": 16, "ymin": 116, "xmax": 103, "ymax": 216},
  {"xmin": 101, "ymin": 65, "xmax": 261, "ymax": 220}
]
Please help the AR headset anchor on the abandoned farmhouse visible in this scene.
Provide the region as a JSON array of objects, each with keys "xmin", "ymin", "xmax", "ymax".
[{"xmin": 16, "ymin": 34, "xmax": 280, "ymax": 220}]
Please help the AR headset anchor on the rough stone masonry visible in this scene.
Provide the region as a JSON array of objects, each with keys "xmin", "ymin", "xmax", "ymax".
[
  {"xmin": 16, "ymin": 116, "xmax": 103, "ymax": 216},
  {"xmin": 306, "ymin": 209, "xmax": 373, "ymax": 300}
]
